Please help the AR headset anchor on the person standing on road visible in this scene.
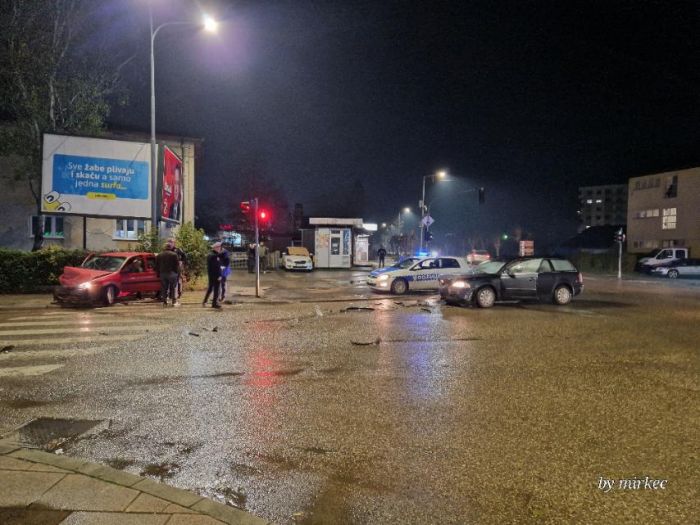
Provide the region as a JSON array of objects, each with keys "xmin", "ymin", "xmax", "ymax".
[
  {"xmin": 247, "ymin": 243, "xmax": 256, "ymax": 273},
  {"xmin": 203, "ymin": 242, "xmax": 223, "ymax": 309},
  {"xmin": 259, "ymin": 241, "xmax": 268, "ymax": 273},
  {"xmin": 377, "ymin": 246, "xmax": 387, "ymax": 268},
  {"xmin": 155, "ymin": 240, "xmax": 180, "ymax": 307},
  {"xmin": 219, "ymin": 245, "xmax": 231, "ymax": 302},
  {"xmin": 171, "ymin": 241, "xmax": 188, "ymax": 299}
]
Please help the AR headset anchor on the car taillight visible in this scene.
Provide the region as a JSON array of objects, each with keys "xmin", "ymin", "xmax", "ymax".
[{"xmin": 577, "ymin": 272, "xmax": 583, "ymax": 284}]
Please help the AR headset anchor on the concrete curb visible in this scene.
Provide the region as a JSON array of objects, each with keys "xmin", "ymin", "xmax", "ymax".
[{"xmin": 0, "ymin": 443, "xmax": 270, "ymax": 524}]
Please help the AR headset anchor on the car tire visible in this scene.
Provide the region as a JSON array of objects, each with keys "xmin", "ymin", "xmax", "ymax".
[
  {"xmin": 475, "ymin": 286, "xmax": 496, "ymax": 308},
  {"xmin": 391, "ymin": 278, "xmax": 408, "ymax": 295},
  {"xmin": 102, "ymin": 285, "xmax": 117, "ymax": 306},
  {"xmin": 552, "ymin": 285, "xmax": 572, "ymax": 305},
  {"xmin": 667, "ymin": 269, "xmax": 679, "ymax": 279}
]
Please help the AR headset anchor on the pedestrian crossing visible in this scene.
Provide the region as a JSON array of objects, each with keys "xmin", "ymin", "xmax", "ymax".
[{"xmin": 0, "ymin": 308, "xmax": 172, "ymax": 375}]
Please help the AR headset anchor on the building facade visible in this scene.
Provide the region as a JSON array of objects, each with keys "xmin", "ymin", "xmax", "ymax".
[
  {"xmin": 577, "ymin": 184, "xmax": 627, "ymax": 232},
  {"xmin": 626, "ymin": 167, "xmax": 700, "ymax": 254},
  {"xmin": 0, "ymin": 132, "xmax": 199, "ymax": 252}
]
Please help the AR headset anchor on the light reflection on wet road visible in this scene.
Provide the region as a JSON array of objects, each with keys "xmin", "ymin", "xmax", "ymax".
[{"xmin": 0, "ymin": 272, "xmax": 698, "ymax": 523}]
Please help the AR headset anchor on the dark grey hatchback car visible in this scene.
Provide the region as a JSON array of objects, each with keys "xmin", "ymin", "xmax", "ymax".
[{"xmin": 439, "ymin": 257, "xmax": 583, "ymax": 308}]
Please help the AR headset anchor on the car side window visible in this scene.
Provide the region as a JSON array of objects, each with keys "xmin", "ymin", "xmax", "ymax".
[
  {"xmin": 550, "ymin": 259, "xmax": 576, "ymax": 272},
  {"xmin": 145, "ymin": 257, "xmax": 156, "ymax": 271},
  {"xmin": 510, "ymin": 259, "xmax": 542, "ymax": 274},
  {"xmin": 438, "ymin": 258, "xmax": 460, "ymax": 269},
  {"xmin": 660, "ymin": 250, "xmax": 673, "ymax": 259},
  {"xmin": 538, "ymin": 260, "xmax": 553, "ymax": 273},
  {"xmin": 415, "ymin": 259, "xmax": 436, "ymax": 270}
]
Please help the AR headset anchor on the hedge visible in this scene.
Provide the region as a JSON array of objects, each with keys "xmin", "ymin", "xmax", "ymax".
[
  {"xmin": 568, "ymin": 250, "xmax": 639, "ymax": 274},
  {"xmin": 0, "ymin": 247, "xmax": 87, "ymax": 293}
]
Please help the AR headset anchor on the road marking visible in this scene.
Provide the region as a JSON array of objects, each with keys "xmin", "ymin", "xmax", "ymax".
[
  {"xmin": 1, "ymin": 335, "xmax": 143, "ymax": 347},
  {"xmin": 0, "ymin": 319, "xmax": 148, "ymax": 328},
  {"xmin": 0, "ymin": 347, "xmax": 108, "ymax": 362},
  {"xmin": 0, "ymin": 325, "xmax": 169, "ymax": 336},
  {"xmin": 0, "ymin": 364, "xmax": 64, "ymax": 377}
]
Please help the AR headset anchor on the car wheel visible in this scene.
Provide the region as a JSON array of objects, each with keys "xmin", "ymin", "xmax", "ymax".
[
  {"xmin": 667, "ymin": 269, "xmax": 679, "ymax": 279},
  {"xmin": 390, "ymin": 278, "xmax": 408, "ymax": 295},
  {"xmin": 475, "ymin": 286, "xmax": 496, "ymax": 308},
  {"xmin": 102, "ymin": 285, "xmax": 117, "ymax": 306},
  {"xmin": 553, "ymin": 285, "xmax": 572, "ymax": 305}
]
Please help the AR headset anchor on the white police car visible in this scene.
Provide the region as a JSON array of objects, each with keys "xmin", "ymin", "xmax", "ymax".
[{"xmin": 367, "ymin": 256, "xmax": 470, "ymax": 294}]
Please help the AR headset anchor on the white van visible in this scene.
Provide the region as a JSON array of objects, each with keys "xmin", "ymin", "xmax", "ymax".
[{"xmin": 637, "ymin": 248, "xmax": 689, "ymax": 271}]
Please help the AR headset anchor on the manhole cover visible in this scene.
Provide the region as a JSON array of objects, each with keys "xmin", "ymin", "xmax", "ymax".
[{"xmin": 1, "ymin": 417, "xmax": 109, "ymax": 451}]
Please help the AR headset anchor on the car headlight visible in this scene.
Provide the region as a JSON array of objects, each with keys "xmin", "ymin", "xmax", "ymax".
[
  {"xmin": 451, "ymin": 281, "xmax": 470, "ymax": 289},
  {"xmin": 377, "ymin": 274, "xmax": 390, "ymax": 281},
  {"xmin": 78, "ymin": 282, "xmax": 93, "ymax": 290}
]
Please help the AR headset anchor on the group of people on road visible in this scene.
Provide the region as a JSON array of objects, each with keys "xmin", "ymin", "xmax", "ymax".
[
  {"xmin": 202, "ymin": 242, "xmax": 231, "ymax": 309},
  {"xmin": 154, "ymin": 239, "xmax": 231, "ymax": 309},
  {"xmin": 154, "ymin": 239, "xmax": 187, "ymax": 307}
]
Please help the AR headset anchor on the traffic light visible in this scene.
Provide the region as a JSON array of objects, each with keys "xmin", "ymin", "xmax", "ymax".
[
  {"xmin": 259, "ymin": 209, "xmax": 268, "ymax": 221},
  {"xmin": 426, "ymin": 231, "xmax": 433, "ymax": 242},
  {"xmin": 240, "ymin": 201, "xmax": 251, "ymax": 215},
  {"xmin": 614, "ymin": 229, "xmax": 626, "ymax": 243},
  {"xmin": 478, "ymin": 187, "xmax": 485, "ymax": 204}
]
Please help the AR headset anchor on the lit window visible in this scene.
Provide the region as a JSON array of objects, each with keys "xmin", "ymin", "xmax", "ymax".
[
  {"xmin": 114, "ymin": 219, "xmax": 149, "ymax": 240},
  {"xmin": 29, "ymin": 216, "xmax": 64, "ymax": 239},
  {"xmin": 662, "ymin": 208, "xmax": 676, "ymax": 230}
]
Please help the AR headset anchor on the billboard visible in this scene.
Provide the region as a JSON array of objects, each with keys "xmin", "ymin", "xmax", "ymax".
[
  {"xmin": 160, "ymin": 146, "xmax": 183, "ymax": 223},
  {"xmin": 42, "ymin": 134, "xmax": 151, "ymax": 218}
]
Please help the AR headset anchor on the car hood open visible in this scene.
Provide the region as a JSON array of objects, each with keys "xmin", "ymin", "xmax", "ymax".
[{"xmin": 59, "ymin": 266, "xmax": 112, "ymax": 286}]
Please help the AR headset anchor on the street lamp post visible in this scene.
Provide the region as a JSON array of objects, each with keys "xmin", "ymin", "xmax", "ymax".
[
  {"xmin": 419, "ymin": 170, "xmax": 447, "ymax": 252},
  {"xmin": 149, "ymin": 6, "xmax": 217, "ymax": 232}
]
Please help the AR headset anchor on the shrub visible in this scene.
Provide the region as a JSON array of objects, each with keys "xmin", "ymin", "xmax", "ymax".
[
  {"xmin": 175, "ymin": 222, "xmax": 209, "ymax": 283},
  {"xmin": 0, "ymin": 246, "xmax": 87, "ymax": 293}
]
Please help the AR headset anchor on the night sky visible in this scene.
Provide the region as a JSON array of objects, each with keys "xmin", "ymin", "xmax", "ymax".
[{"xmin": 110, "ymin": 0, "xmax": 700, "ymax": 247}]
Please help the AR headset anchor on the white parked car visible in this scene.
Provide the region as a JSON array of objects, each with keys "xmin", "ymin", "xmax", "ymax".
[
  {"xmin": 281, "ymin": 246, "xmax": 314, "ymax": 271},
  {"xmin": 367, "ymin": 256, "xmax": 470, "ymax": 294},
  {"xmin": 650, "ymin": 258, "xmax": 700, "ymax": 279}
]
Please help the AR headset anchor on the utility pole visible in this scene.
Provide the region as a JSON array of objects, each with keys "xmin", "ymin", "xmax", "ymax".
[{"xmin": 254, "ymin": 197, "xmax": 260, "ymax": 297}]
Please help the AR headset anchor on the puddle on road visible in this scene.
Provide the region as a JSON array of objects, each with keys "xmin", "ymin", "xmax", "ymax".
[
  {"xmin": 140, "ymin": 461, "xmax": 181, "ymax": 480},
  {"xmin": 1, "ymin": 417, "xmax": 109, "ymax": 451}
]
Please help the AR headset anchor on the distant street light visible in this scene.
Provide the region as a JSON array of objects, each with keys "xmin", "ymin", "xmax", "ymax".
[
  {"xmin": 420, "ymin": 170, "xmax": 451, "ymax": 251},
  {"xmin": 149, "ymin": 6, "xmax": 218, "ymax": 231}
]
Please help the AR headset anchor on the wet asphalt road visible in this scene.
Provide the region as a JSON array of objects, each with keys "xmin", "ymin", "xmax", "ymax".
[{"xmin": 0, "ymin": 271, "xmax": 698, "ymax": 524}]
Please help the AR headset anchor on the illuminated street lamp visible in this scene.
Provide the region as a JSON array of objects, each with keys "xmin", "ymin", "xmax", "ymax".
[
  {"xmin": 149, "ymin": 7, "xmax": 218, "ymax": 231},
  {"xmin": 419, "ymin": 170, "xmax": 450, "ymax": 251}
]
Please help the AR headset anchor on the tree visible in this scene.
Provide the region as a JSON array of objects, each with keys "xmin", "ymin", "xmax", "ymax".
[{"xmin": 0, "ymin": 0, "xmax": 133, "ymax": 250}]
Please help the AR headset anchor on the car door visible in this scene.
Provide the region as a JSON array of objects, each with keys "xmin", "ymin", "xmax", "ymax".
[
  {"xmin": 119, "ymin": 256, "xmax": 145, "ymax": 295},
  {"xmin": 437, "ymin": 258, "xmax": 463, "ymax": 279},
  {"xmin": 143, "ymin": 255, "xmax": 161, "ymax": 292},
  {"xmin": 535, "ymin": 259, "xmax": 557, "ymax": 299},
  {"xmin": 500, "ymin": 259, "xmax": 542, "ymax": 299},
  {"xmin": 409, "ymin": 258, "xmax": 439, "ymax": 290}
]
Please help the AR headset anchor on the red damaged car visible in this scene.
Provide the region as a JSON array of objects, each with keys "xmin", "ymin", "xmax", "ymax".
[{"xmin": 54, "ymin": 252, "xmax": 161, "ymax": 306}]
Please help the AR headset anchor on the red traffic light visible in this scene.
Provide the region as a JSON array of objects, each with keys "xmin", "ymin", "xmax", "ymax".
[
  {"xmin": 240, "ymin": 201, "xmax": 251, "ymax": 214},
  {"xmin": 259, "ymin": 209, "xmax": 270, "ymax": 221}
]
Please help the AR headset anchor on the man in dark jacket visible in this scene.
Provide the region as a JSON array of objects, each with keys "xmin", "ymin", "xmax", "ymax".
[
  {"xmin": 203, "ymin": 242, "xmax": 223, "ymax": 308},
  {"xmin": 219, "ymin": 246, "xmax": 231, "ymax": 302},
  {"xmin": 155, "ymin": 239, "xmax": 180, "ymax": 307},
  {"xmin": 377, "ymin": 246, "xmax": 387, "ymax": 268}
]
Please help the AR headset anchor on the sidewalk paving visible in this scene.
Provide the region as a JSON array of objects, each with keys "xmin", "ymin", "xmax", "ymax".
[{"xmin": 0, "ymin": 442, "xmax": 269, "ymax": 525}]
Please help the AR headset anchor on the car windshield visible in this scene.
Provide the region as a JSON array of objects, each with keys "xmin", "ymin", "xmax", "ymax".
[
  {"xmin": 474, "ymin": 261, "xmax": 506, "ymax": 274},
  {"xmin": 81, "ymin": 256, "xmax": 126, "ymax": 272}
]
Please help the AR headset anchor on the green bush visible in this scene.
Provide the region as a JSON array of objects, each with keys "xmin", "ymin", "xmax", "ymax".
[
  {"xmin": 569, "ymin": 249, "xmax": 639, "ymax": 274},
  {"xmin": 0, "ymin": 246, "xmax": 87, "ymax": 293},
  {"xmin": 175, "ymin": 222, "xmax": 209, "ymax": 283}
]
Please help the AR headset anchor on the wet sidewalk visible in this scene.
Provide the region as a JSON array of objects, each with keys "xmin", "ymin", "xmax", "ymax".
[{"xmin": 0, "ymin": 442, "xmax": 268, "ymax": 524}]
